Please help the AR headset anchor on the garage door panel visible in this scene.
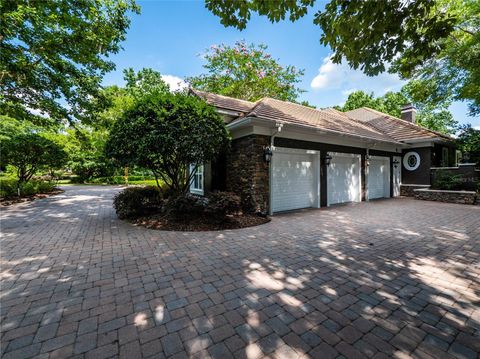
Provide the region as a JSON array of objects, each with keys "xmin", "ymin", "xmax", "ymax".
[
  {"xmin": 327, "ymin": 154, "xmax": 361, "ymax": 205},
  {"xmin": 369, "ymin": 157, "xmax": 390, "ymax": 199},
  {"xmin": 272, "ymin": 151, "xmax": 317, "ymax": 212}
]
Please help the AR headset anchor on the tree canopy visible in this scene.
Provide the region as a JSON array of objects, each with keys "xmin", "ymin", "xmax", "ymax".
[
  {"xmin": 92, "ymin": 68, "xmax": 171, "ymax": 130},
  {"xmin": 187, "ymin": 41, "xmax": 304, "ymax": 102},
  {"xmin": 338, "ymin": 83, "xmax": 458, "ymax": 135},
  {"xmin": 0, "ymin": 0, "xmax": 139, "ymax": 126},
  {"xmin": 205, "ymin": 0, "xmax": 480, "ymax": 115},
  {"xmin": 456, "ymin": 125, "xmax": 480, "ymax": 165},
  {"xmin": 0, "ymin": 133, "xmax": 67, "ymax": 183},
  {"xmin": 105, "ymin": 92, "xmax": 230, "ymax": 193}
]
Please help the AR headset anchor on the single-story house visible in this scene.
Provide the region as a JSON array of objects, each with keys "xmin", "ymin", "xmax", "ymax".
[{"xmin": 189, "ymin": 89, "xmax": 456, "ymax": 214}]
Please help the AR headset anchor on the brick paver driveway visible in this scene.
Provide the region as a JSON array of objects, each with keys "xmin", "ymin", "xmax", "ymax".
[{"xmin": 1, "ymin": 186, "xmax": 479, "ymax": 359}]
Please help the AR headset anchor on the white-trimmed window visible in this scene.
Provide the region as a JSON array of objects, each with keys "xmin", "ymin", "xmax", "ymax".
[{"xmin": 189, "ymin": 164, "xmax": 204, "ymax": 195}]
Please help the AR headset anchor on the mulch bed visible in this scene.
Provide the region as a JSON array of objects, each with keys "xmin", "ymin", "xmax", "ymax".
[
  {"xmin": 0, "ymin": 189, "xmax": 64, "ymax": 207},
  {"xmin": 130, "ymin": 213, "xmax": 270, "ymax": 231}
]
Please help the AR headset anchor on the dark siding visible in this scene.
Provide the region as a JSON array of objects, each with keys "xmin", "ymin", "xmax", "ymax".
[
  {"xmin": 210, "ymin": 154, "xmax": 227, "ymax": 191},
  {"xmin": 402, "ymin": 147, "xmax": 432, "ymax": 185},
  {"xmin": 320, "ymin": 155, "xmax": 328, "ymax": 207},
  {"xmin": 275, "ymin": 137, "xmax": 368, "ymax": 155},
  {"xmin": 432, "ymin": 143, "xmax": 457, "ymax": 167}
]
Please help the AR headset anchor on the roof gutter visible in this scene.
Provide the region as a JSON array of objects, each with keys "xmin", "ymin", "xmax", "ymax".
[
  {"xmin": 227, "ymin": 116, "xmax": 406, "ymax": 147},
  {"xmin": 404, "ymin": 137, "xmax": 453, "ymax": 144}
]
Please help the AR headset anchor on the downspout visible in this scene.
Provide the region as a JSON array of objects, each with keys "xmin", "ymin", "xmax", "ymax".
[{"xmin": 268, "ymin": 122, "xmax": 284, "ymax": 215}]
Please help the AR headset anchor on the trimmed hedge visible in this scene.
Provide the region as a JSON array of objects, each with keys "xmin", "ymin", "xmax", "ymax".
[
  {"xmin": 166, "ymin": 191, "xmax": 241, "ymax": 220},
  {"xmin": 113, "ymin": 186, "xmax": 163, "ymax": 219},
  {"xmin": 113, "ymin": 188, "xmax": 243, "ymax": 222},
  {"xmin": 205, "ymin": 191, "xmax": 241, "ymax": 217},
  {"xmin": 166, "ymin": 193, "xmax": 207, "ymax": 220}
]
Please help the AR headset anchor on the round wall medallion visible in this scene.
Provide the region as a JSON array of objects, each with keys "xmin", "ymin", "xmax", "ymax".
[{"xmin": 403, "ymin": 151, "xmax": 420, "ymax": 171}]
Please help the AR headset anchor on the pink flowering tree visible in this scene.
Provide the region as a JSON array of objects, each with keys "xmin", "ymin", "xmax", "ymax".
[{"xmin": 187, "ymin": 41, "xmax": 304, "ymax": 102}]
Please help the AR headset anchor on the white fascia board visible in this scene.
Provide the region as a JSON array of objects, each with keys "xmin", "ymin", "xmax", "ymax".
[
  {"xmin": 216, "ymin": 108, "xmax": 244, "ymax": 117},
  {"xmin": 403, "ymin": 140, "xmax": 434, "ymax": 148},
  {"xmin": 226, "ymin": 117, "xmax": 253, "ymax": 131},
  {"xmin": 402, "ymin": 137, "xmax": 454, "ymax": 147}
]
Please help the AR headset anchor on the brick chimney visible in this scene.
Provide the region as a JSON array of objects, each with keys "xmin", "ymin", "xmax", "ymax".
[{"xmin": 401, "ymin": 103, "xmax": 416, "ymax": 123}]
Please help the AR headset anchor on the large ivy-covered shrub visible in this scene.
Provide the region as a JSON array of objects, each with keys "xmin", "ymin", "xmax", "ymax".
[{"xmin": 113, "ymin": 186, "xmax": 163, "ymax": 219}]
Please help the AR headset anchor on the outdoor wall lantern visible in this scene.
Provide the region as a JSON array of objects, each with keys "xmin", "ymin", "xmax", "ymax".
[
  {"xmin": 325, "ymin": 153, "xmax": 332, "ymax": 166},
  {"xmin": 365, "ymin": 154, "xmax": 370, "ymax": 166},
  {"xmin": 393, "ymin": 158, "xmax": 400, "ymax": 168},
  {"xmin": 264, "ymin": 147, "xmax": 273, "ymax": 163}
]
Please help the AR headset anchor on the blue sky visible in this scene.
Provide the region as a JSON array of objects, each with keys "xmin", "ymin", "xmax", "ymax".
[{"xmin": 104, "ymin": 0, "xmax": 478, "ymax": 127}]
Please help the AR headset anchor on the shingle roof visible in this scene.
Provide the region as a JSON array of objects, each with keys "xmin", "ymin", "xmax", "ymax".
[
  {"xmin": 246, "ymin": 97, "xmax": 398, "ymax": 143},
  {"xmin": 191, "ymin": 89, "xmax": 450, "ymax": 144},
  {"xmin": 346, "ymin": 107, "xmax": 452, "ymax": 142}
]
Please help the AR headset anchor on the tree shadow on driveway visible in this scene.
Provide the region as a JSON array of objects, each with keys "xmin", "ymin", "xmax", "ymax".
[{"xmin": 1, "ymin": 188, "xmax": 479, "ymax": 359}]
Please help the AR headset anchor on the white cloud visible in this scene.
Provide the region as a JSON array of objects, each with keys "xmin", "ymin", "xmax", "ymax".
[
  {"xmin": 310, "ymin": 55, "xmax": 404, "ymax": 96},
  {"xmin": 162, "ymin": 75, "xmax": 187, "ymax": 92}
]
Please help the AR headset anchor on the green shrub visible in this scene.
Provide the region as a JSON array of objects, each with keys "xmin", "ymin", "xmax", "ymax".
[
  {"xmin": 166, "ymin": 194, "xmax": 206, "ymax": 220},
  {"xmin": 113, "ymin": 186, "xmax": 163, "ymax": 219},
  {"xmin": 166, "ymin": 191, "xmax": 241, "ymax": 221},
  {"xmin": 0, "ymin": 178, "xmax": 57, "ymax": 198},
  {"xmin": 88, "ymin": 175, "xmax": 156, "ymax": 185},
  {"xmin": 20, "ymin": 182, "xmax": 37, "ymax": 196},
  {"xmin": 205, "ymin": 191, "xmax": 241, "ymax": 217},
  {"xmin": 432, "ymin": 171, "xmax": 463, "ymax": 190},
  {"xmin": 0, "ymin": 177, "xmax": 17, "ymax": 198},
  {"xmin": 36, "ymin": 181, "xmax": 56, "ymax": 193}
]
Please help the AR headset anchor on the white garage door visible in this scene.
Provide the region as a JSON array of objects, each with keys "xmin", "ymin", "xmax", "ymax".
[
  {"xmin": 327, "ymin": 152, "xmax": 361, "ymax": 205},
  {"xmin": 369, "ymin": 156, "xmax": 390, "ymax": 199},
  {"xmin": 272, "ymin": 149, "xmax": 319, "ymax": 212}
]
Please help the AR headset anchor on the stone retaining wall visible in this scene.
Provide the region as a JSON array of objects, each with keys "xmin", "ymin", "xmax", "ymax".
[
  {"xmin": 400, "ymin": 184, "xmax": 430, "ymax": 197},
  {"xmin": 413, "ymin": 188, "xmax": 477, "ymax": 205}
]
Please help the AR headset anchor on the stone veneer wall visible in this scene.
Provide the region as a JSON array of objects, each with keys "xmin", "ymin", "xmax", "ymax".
[
  {"xmin": 414, "ymin": 189, "xmax": 477, "ymax": 205},
  {"xmin": 400, "ymin": 184, "xmax": 430, "ymax": 197},
  {"xmin": 226, "ymin": 135, "xmax": 270, "ymax": 213}
]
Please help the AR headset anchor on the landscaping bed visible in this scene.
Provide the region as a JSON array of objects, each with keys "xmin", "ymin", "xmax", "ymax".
[
  {"xmin": 1, "ymin": 188, "xmax": 64, "ymax": 206},
  {"xmin": 113, "ymin": 186, "xmax": 270, "ymax": 231},
  {"xmin": 131, "ymin": 213, "xmax": 270, "ymax": 231}
]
